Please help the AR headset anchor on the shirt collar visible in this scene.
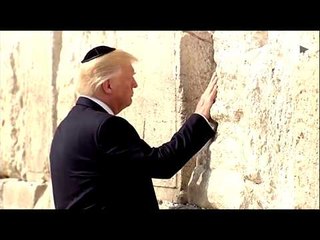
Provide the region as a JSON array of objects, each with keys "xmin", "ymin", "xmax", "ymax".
[{"xmin": 79, "ymin": 95, "xmax": 114, "ymax": 115}]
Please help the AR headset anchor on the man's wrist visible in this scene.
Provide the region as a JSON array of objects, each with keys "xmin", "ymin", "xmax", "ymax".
[
  {"xmin": 208, "ymin": 118, "xmax": 218, "ymax": 132},
  {"xmin": 194, "ymin": 113, "xmax": 218, "ymax": 132}
]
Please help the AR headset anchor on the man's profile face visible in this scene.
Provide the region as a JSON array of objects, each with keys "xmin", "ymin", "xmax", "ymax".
[{"xmin": 110, "ymin": 64, "xmax": 138, "ymax": 112}]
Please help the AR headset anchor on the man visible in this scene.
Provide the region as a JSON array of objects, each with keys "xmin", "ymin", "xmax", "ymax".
[{"xmin": 50, "ymin": 45, "xmax": 218, "ymax": 211}]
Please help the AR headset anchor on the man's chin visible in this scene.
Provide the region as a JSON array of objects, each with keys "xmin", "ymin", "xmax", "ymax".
[{"xmin": 126, "ymin": 99, "xmax": 133, "ymax": 107}]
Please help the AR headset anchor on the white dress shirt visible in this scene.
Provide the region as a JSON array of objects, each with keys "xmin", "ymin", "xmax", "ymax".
[{"xmin": 80, "ymin": 95, "xmax": 114, "ymax": 115}]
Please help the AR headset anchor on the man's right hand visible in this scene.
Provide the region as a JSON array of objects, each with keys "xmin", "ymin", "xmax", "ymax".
[{"xmin": 194, "ymin": 72, "xmax": 218, "ymax": 121}]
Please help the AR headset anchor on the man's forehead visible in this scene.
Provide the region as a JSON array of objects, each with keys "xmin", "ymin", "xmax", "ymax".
[{"xmin": 123, "ymin": 64, "xmax": 135, "ymax": 72}]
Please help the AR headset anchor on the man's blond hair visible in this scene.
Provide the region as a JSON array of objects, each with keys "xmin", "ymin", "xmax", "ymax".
[{"xmin": 77, "ymin": 49, "xmax": 137, "ymax": 96}]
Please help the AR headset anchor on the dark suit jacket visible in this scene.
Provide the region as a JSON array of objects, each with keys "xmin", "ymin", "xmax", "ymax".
[{"xmin": 50, "ymin": 97, "xmax": 217, "ymax": 211}]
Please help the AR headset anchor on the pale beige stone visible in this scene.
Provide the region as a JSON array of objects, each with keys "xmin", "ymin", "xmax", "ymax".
[
  {"xmin": 203, "ymin": 31, "xmax": 319, "ymax": 209},
  {"xmin": 206, "ymin": 168, "xmax": 245, "ymax": 209},
  {"xmin": 34, "ymin": 181, "xmax": 54, "ymax": 209},
  {"xmin": 3, "ymin": 179, "xmax": 46, "ymax": 209},
  {"xmin": 0, "ymin": 178, "xmax": 18, "ymax": 208},
  {"xmin": 0, "ymin": 31, "xmax": 54, "ymax": 182}
]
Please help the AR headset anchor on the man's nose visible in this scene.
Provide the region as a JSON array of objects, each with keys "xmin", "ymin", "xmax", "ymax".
[{"xmin": 133, "ymin": 79, "xmax": 138, "ymax": 88}]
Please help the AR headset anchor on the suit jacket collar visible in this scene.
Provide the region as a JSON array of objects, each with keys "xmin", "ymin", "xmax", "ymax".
[{"xmin": 76, "ymin": 96, "xmax": 108, "ymax": 113}]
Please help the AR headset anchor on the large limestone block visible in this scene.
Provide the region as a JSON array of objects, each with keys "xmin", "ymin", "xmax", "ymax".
[
  {"xmin": 0, "ymin": 178, "xmax": 19, "ymax": 208},
  {"xmin": 179, "ymin": 31, "xmax": 215, "ymax": 193},
  {"xmin": 2, "ymin": 178, "xmax": 46, "ymax": 209},
  {"xmin": 287, "ymin": 48, "xmax": 319, "ymax": 209},
  {"xmin": 190, "ymin": 31, "xmax": 318, "ymax": 209},
  {"xmin": 0, "ymin": 31, "xmax": 54, "ymax": 182},
  {"xmin": 239, "ymin": 31, "xmax": 319, "ymax": 209}
]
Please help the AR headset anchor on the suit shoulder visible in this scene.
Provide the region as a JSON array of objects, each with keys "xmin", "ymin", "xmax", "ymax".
[
  {"xmin": 103, "ymin": 115, "xmax": 131, "ymax": 125},
  {"xmin": 97, "ymin": 115, "xmax": 140, "ymax": 143},
  {"xmin": 99, "ymin": 115, "xmax": 135, "ymax": 133}
]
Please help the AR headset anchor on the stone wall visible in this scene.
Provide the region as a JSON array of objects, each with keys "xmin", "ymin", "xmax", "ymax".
[
  {"xmin": 188, "ymin": 31, "xmax": 319, "ymax": 209},
  {"xmin": 0, "ymin": 31, "xmax": 319, "ymax": 209}
]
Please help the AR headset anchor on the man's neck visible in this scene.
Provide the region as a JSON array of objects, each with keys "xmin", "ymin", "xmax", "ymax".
[{"xmin": 80, "ymin": 95, "xmax": 115, "ymax": 115}]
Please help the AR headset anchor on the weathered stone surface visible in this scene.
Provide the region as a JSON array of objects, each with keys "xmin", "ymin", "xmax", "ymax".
[
  {"xmin": 0, "ymin": 178, "xmax": 18, "ymax": 208},
  {"xmin": 189, "ymin": 31, "xmax": 319, "ymax": 209},
  {"xmin": 179, "ymin": 31, "xmax": 215, "ymax": 194},
  {"xmin": 0, "ymin": 32, "xmax": 54, "ymax": 182},
  {"xmin": 206, "ymin": 168, "xmax": 245, "ymax": 209},
  {"xmin": 2, "ymin": 179, "xmax": 46, "ymax": 209}
]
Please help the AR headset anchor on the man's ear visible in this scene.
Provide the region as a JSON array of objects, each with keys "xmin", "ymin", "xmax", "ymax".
[{"xmin": 102, "ymin": 79, "xmax": 112, "ymax": 94}]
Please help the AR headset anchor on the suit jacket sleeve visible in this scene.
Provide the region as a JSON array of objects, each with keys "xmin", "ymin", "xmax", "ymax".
[{"xmin": 97, "ymin": 113, "xmax": 217, "ymax": 179}]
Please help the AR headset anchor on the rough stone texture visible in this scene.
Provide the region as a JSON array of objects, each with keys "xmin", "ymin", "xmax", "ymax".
[
  {"xmin": 188, "ymin": 31, "xmax": 319, "ymax": 209},
  {"xmin": 0, "ymin": 178, "xmax": 18, "ymax": 208},
  {"xmin": 206, "ymin": 168, "xmax": 245, "ymax": 209},
  {"xmin": 159, "ymin": 199, "xmax": 201, "ymax": 209},
  {"xmin": 0, "ymin": 32, "xmax": 54, "ymax": 182},
  {"xmin": 2, "ymin": 178, "xmax": 46, "ymax": 209},
  {"xmin": 179, "ymin": 31, "xmax": 215, "ymax": 200}
]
